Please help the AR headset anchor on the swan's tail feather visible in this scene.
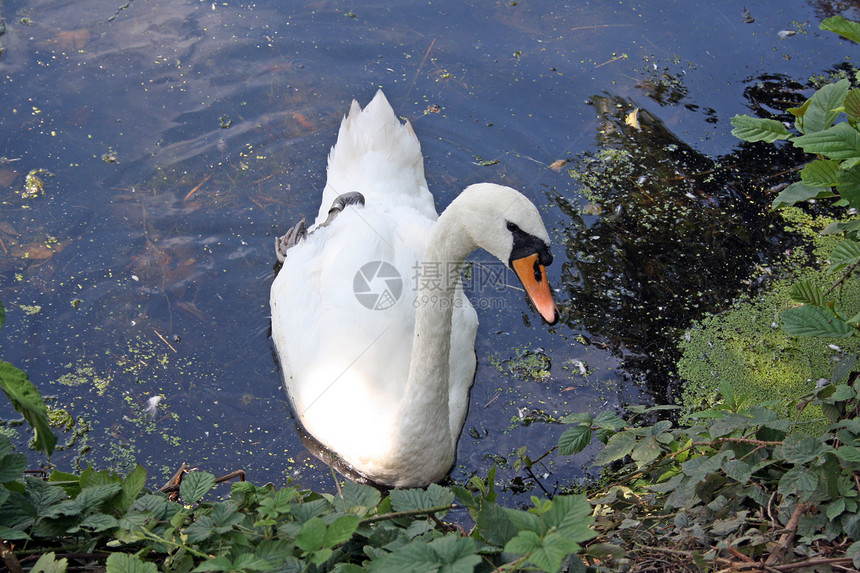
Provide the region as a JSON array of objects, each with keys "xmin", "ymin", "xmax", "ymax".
[{"xmin": 317, "ymin": 91, "xmax": 436, "ymax": 223}]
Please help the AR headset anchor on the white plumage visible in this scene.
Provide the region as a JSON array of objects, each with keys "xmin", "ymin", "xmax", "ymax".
[{"xmin": 270, "ymin": 91, "xmax": 558, "ymax": 487}]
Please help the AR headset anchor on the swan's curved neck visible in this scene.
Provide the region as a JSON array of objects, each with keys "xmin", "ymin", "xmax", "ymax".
[{"xmin": 391, "ymin": 208, "xmax": 474, "ymax": 479}]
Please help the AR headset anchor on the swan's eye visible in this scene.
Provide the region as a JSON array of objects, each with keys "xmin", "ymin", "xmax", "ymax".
[
  {"xmin": 506, "ymin": 221, "xmax": 518, "ymax": 232},
  {"xmin": 533, "ymin": 260, "xmax": 542, "ymax": 283}
]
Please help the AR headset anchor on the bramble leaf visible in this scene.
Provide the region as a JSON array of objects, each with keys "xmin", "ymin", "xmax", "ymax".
[
  {"xmin": 29, "ymin": 552, "xmax": 68, "ymax": 573},
  {"xmin": 0, "ymin": 452, "xmax": 27, "ymax": 483},
  {"xmin": 558, "ymin": 424, "xmax": 592, "ymax": 455},
  {"xmin": 105, "ymin": 553, "xmax": 158, "ymax": 573},
  {"xmin": 476, "ymin": 502, "xmax": 519, "ymax": 546},
  {"xmin": 594, "ymin": 431, "xmax": 637, "ymax": 465},
  {"xmin": 778, "ymin": 465, "xmax": 819, "ymax": 496},
  {"xmin": 295, "ymin": 517, "xmax": 326, "ymax": 552},
  {"xmin": 324, "ymin": 514, "xmax": 360, "ymax": 546},
  {"xmin": 179, "ymin": 471, "xmax": 216, "ymax": 504}
]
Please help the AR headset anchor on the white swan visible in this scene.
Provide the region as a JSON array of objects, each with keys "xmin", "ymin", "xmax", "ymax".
[{"xmin": 270, "ymin": 91, "xmax": 558, "ymax": 487}]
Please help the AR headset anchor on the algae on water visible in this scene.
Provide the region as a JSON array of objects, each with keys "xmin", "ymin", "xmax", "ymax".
[{"xmin": 678, "ymin": 207, "xmax": 860, "ymax": 422}]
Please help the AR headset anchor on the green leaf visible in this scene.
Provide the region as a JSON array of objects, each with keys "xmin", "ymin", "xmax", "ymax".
[
  {"xmin": 836, "ymin": 445, "xmax": 860, "ymax": 463},
  {"xmin": 827, "ymin": 498, "xmax": 847, "ymax": 520},
  {"xmin": 832, "ymin": 355, "xmax": 857, "ymax": 384},
  {"xmin": 631, "ymin": 436, "xmax": 662, "ymax": 466},
  {"xmin": 836, "ymin": 165, "xmax": 860, "ymax": 208},
  {"xmin": 296, "ymin": 516, "xmax": 326, "ymax": 552},
  {"xmin": 254, "ymin": 540, "xmax": 294, "ymax": 568},
  {"xmin": 773, "ymin": 434, "xmax": 823, "ymax": 464},
  {"xmin": 179, "ymin": 471, "xmax": 216, "ymax": 504},
  {"xmin": 324, "ymin": 514, "xmax": 360, "ymax": 546},
  {"xmin": 0, "ymin": 452, "xmax": 27, "ymax": 483},
  {"xmin": 821, "ymin": 15, "xmax": 860, "ymax": 43},
  {"xmin": 593, "ymin": 431, "xmax": 637, "ymax": 465},
  {"xmin": 778, "ymin": 465, "xmax": 819, "ymax": 496},
  {"xmin": 428, "ymin": 536, "xmax": 481, "ymax": 573},
  {"xmin": 782, "ymin": 304, "xmax": 856, "ymax": 338},
  {"xmin": 105, "ymin": 553, "xmax": 158, "ymax": 573},
  {"xmin": 231, "ymin": 553, "xmax": 276, "ymax": 572},
  {"xmin": 721, "ymin": 459, "xmax": 752, "ymax": 483},
  {"xmin": 730, "ymin": 114, "xmax": 791, "ymax": 143},
  {"xmin": 29, "ymin": 552, "xmax": 68, "ymax": 573},
  {"xmin": 845, "ymin": 89, "xmax": 860, "ymax": 122},
  {"xmin": 389, "ymin": 484, "xmax": 454, "ymax": 512},
  {"xmin": 0, "ymin": 301, "xmax": 4, "ymax": 331},
  {"xmin": 544, "ymin": 495, "xmax": 596, "ymax": 541},
  {"xmin": 78, "ymin": 512, "xmax": 119, "ymax": 532},
  {"xmin": 829, "ymin": 239, "xmax": 860, "ymax": 273},
  {"xmin": 792, "ymin": 122, "xmax": 860, "ymax": 159},
  {"xmin": 505, "ymin": 530, "xmax": 581, "ymax": 573},
  {"xmin": 711, "ymin": 511, "xmax": 748, "ymax": 536},
  {"xmin": 558, "ymin": 425, "xmax": 592, "ymax": 455},
  {"xmin": 797, "ymin": 79, "xmax": 850, "ymax": 134},
  {"xmin": 340, "ymin": 481, "xmax": 380, "ymax": 513},
  {"xmin": 371, "ymin": 541, "xmax": 442, "ymax": 573},
  {"xmin": 120, "ymin": 465, "xmax": 147, "ymax": 511},
  {"xmin": 503, "ymin": 507, "xmax": 543, "ymax": 534},
  {"xmin": 772, "ymin": 182, "xmax": 828, "ymax": 209},
  {"xmin": 789, "ymin": 279, "xmax": 827, "ymax": 306},
  {"xmin": 0, "ymin": 526, "xmax": 29, "ymax": 541},
  {"xmin": 476, "ymin": 502, "xmax": 519, "ymax": 546},
  {"xmin": 800, "ymin": 159, "xmax": 842, "ymax": 187},
  {"xmin": 183, "ymin": 515, "xmax": 214, "ymax": 544},
  {"xmin": 593, "ymin": 411, "xmax": 626, "ymax": 431},
  {"xmin": 0, "ymin": 361, "xmax": 57, "ymax": 457}
]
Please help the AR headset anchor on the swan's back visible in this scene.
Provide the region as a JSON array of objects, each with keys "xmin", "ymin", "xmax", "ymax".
[
  {"xmin": 316, "ymin": 91, "xmax": 437, "ymax": 225},
  {"xmin": 271, "ymin": 91, "xmax": 486, "ymax": 486}
]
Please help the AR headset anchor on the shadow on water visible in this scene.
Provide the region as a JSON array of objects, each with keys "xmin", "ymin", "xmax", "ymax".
[{"xmin": 552, "ymin": 76, "xmax": 820, "ymax": 408}]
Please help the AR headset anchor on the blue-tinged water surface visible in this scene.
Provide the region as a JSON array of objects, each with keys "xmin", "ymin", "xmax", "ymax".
[{"xmin": 0, "ymin": 0, "xmax": 854, "ymax": 504}]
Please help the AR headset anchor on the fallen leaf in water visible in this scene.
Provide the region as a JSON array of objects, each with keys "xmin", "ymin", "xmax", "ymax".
[
  {"xmin": 10, "ymin": 241, "xmax": 65, "ymax": 260},
  {"xmin": 51, "ymin": 28, "xmax": 90, "ymax": 50},
  {"xmin": 292, "ymin": 112, "xmax": 314, "ymax": 130},
  {"xmin": 625, "ymin": 108, "xmax": 641, "ymax": 130},
  {"xmin": 0, "ymin": 221, "xmax": 19, "ymax": 236},
  {"xmin": 0, "ymin": 169, "xmax": 19, "ymax": 188},
  {"xmin": 549, "ymin": 159, "xmax": 569, "ymax": 171}
]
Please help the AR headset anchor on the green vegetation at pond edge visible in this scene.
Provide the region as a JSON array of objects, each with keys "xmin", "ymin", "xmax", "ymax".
[{"xmin": 677, "ymin": 207, "xmax": 860, "ymax": 422}]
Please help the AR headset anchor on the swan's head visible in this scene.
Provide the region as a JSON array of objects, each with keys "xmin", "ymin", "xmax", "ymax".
[{"xmin": 452, "ymin": 183, "xmax": 559, "ymax": 325}]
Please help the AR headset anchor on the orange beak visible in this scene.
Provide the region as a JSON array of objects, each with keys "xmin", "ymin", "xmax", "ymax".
[{"xmin": 512, "ymin": 253, "xmax": 559, "ymax": 325}]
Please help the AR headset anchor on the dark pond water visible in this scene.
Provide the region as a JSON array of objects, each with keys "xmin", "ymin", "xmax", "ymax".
[{"xmin": 0, "ymin": 0, "xmax": 856, "ymax": 505}]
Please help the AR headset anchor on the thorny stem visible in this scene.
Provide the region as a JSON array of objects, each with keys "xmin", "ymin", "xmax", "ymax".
[
  {"xmin": 825, "ymin": 260, "xmax": 860, "ymax": 297},
  {"xmin": 490, "ymin": 554, "xmax": 530, "ymax": 572},
  {"xmin": 360, "ymin": 504, "xmax": 458, "ymax": 525}
]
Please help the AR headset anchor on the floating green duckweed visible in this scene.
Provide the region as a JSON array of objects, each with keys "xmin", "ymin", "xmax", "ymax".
[{"xmin": 678, "ymin": 207, "xmax": 860, "ymax": 424}]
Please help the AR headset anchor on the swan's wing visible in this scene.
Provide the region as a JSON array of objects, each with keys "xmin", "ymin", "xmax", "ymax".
[
  {"xmin": 318, "ymin": 91, "xmax": 437, "ymax": 224},
  {"xmin": 448, "ymin": 289, "xmax": 478, "ymax": 445},
  {"xmin": 270, "ymin": 205, "xmax": 433, "ymax": 455}
]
